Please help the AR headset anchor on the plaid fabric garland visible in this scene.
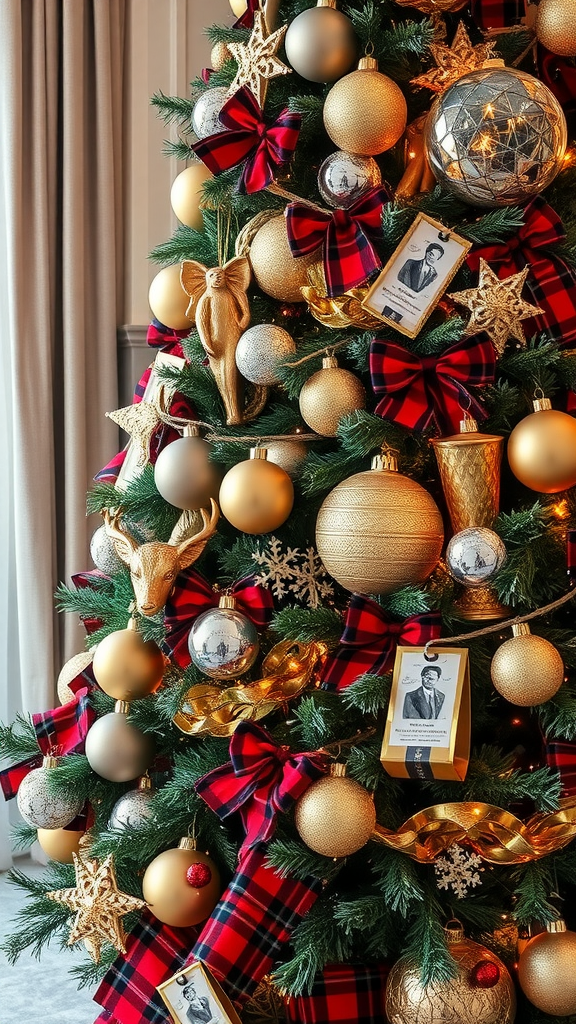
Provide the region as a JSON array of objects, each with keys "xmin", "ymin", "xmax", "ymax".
[
  {"xmin": 285, "ymin": 963, "xmax": 390, "ymax": 1024},
  {"xmin": 320, "ymin": 596, "xmax": 442, "ymax": 692},
  {"xmin": 370, "ymin": 336, "xmax": 495, "ymax": 433},
  {"xmin": 470, "ymin": 0, "xmax": 525, "ymax": 29},
  {"xmin": 285, "ymin": 187, "xmax": 389, "ymax": 297},
  {"xmin": 545, "ymin": 740, "xmax": 576, "ymax": 797},
  {"xmin": 146, "ymin": 318, "xmax": 189, "ymax": 354}
]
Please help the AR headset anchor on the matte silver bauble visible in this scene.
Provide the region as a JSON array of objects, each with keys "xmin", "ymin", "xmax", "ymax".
[
  {"xmin": 235, "ymin": 323, "xmax": 296, "ymax": 385},
  {"xmin": 317, "ymin": 150, "xmax": 381, "ymax": 209},
  {"xmin": 90, "ymin": 524, "xmax": 124, "ymax": 575},
  {"xmin": 109, "ymin": 777, "xmax": 157, "ymax": 830},
  {"xmin": 154, "ymin": 431, "xmax": 223, "ymax": 510},
  {"xmin": 187, "ymin": 596, "xmax": 259, "ymax": 679},
  {"xmin": 191, "ymin": 87, "xmax": 229, "ymax": 139},
  {"xmin": 446, "ymin": 527, "xmax": 507, "ymax": 587},
  {"xmin": 284, "ymin": 3, "xmax": 357, "ymax": 84},
  {"xmin": 16, "ymin": 757, "xmax": 84, "ymax": 829},
  {"xmin": 85, "ymin": 703, "xmax": 155, "ymax": 782},
  {"xmin": 265, "ymin": 436, "xmax": 308, "ymax": 478}
]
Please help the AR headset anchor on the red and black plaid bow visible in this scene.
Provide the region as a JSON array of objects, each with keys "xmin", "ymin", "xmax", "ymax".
[
  {"xmin": 470, "ymin": 0, "xmax": 524, "ymax": 29},
  {"xmin": 285, "ymin": 186, "xmax": 389, "ymax": 297},
  {"xmin": 146, "ymin": 318, "xmax": 189, "ymax": 354},
  {"xmin": 192, "ymin": 86, "xmax": 301, "ymax": 194},
  {"xmin": 545, "ymin": 739, "xmax": 576, "ymax": 797},
  {"xmin": 370, "ymin": 336, "xmax": 495, "ymax": 434},
  {"xmin": 163, "ymin": 570, "xmax": 273, "ymax": 669},
  {"xmin": 195, "ymin": 722, "xmax": 328, "ymax": 857},
  {"xmin": 320, "ymin": 596, "xmax": 442, "ymax": 692}
]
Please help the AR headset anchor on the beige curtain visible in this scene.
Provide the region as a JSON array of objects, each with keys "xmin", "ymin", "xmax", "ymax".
[{"xmin": 0, "ymin": 0, "xmax": 125, "ymax": 868}]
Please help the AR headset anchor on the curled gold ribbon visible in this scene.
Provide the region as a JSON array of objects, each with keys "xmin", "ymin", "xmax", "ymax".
[{"xmin": 302, "ymin": 263, "xmax": 382, "ymax": 330}]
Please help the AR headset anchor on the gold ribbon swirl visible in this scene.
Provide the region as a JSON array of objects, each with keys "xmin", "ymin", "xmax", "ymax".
[{"xmin": 302, "ymin": 263, "xmax": 383, "ymax": 330}]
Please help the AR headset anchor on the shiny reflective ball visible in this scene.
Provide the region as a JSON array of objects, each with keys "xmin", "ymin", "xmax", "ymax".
[
  {"xmin": 446, "ymin": 528, "xmax": 507, "ymax": 587},
  {"xmin": 85, "ymin": 711, "xmax": 155, "ymax": 782},
  {"xmin": 284, "ymin": 5, "xmax": 357, "ymax": 83},
  {"xmin": 188, "ymin": 606, "xmax": 259, "ymax": 679},
  {"xmin": 318, "ymin": 150, "xmax": 381, "ymax": 209}
]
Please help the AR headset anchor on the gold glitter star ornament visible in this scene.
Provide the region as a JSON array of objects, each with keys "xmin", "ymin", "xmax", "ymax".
[
  {"xmin": 46, "ymin": 850, "xmax": 146, "ymax": 962},
  {"xmin": 412, "ymin": 22, "xmax": 497, "ymax": 93},
  {"xmin": 449, "ymin": 259, "xmax": 544, "ymax": 355},
  {"xmin": 227, "ymin": 11, "xmax": 290, "ymax": 108}
]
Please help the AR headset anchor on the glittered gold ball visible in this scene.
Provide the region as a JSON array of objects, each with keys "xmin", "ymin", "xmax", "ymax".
[
  {"xmin": 37, "ymin": 827, "xmax": 85, "ymax": 864},
  {"xmin": 85, "ymin": 711, "xmax": 155, "ymax": 782},
  {"xmin": 210, "ymin": 40, "xmax": 232, "ymax": 72},
  {"xmin": 266, "ymin": 437, "xmax": 308, "ymax": 478},
  {"xmin": 57, "ymin": 651, "xmax": 93, "ymax": 705},
  {"xmin": 142, "ymin": 845, "xmax": 221, "ymax": 927},
  {"xmin": 490, "ymin": 629, "xmax": 564, "ymax": 706},
  {"xmin": 219, "ymin": 454, "xmax": 294, "ymax": 534},
  {"xmin": 518, "ymin": 924, "xmax": 576, "ymax": 1015},
  {"xmin": 323, "ymin": 66, "xmax": 407, "ymax": 155},
  {"xmin": 536, "ymin": 0, "xmax": 576, "ymax": 56},
  {"xmin": 294, "ymin": 773, "xmax": 376, "ymax": 858},
  {"xmin": 284, "ymin": 6, "xmax": 357, "ymax": 83},
  {"xmin": 299, "ymin": 365, "xmax": 366, "ymax": 436},
  {"xmin": 170, "ymin": 163, "xmax": 213, "ymax": 231},
  {"xmin": 316, "ymin": 465, "xmax": 444, "ymax": 595},
  {"xmin": 249, "ymin": 215, "xmax": 319, "ymax": 302},
  {"xmin": 148, "ymin": 264, "xmax": 193, "ymax": 331},
  {"xmin": 154, "ymin": 435, "xmax": 223, "ymax": 510},
  {"xmin": 507, "ymin": 408, "xmax": 576, "ymax": 493},
  {"xmin": 92, "ymin": 628, "xmax": 164, "ymax": 702}
]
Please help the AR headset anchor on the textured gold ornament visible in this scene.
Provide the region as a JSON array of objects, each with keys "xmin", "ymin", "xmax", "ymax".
[
  {"xmin": 302, "ymin": 262, "xmax": 382, "ymax": 329},
  {"xmin": 323, "ymin": 56, "xmax": 407, "ymax": 155},
  {"xmin": 412, "ymin": 22, "xmax": 498, "ymax": 94},
  {"xmin": 518, "ymin": 920, "xmax": 576, "ymax": 1016},
  {"xmin": 315, "ymin": 453, "xmax": 444, "ymax": 595},
  {"xmin": 299, "ymin": 356, "xmax": 366, "ymax": 436},
  {"xmin": 394, "ymin": 0, "xmax": 467, "ymax": 10},
  {"xmin": 57, "ymin": 650, "xmax": 93, "ymax": 704},
  {"xmin": 106, "ymin": 400, "xmax": 162, "ymax": 468},
  {"xmin": 507, "ymin": 397, "xmax": 576, "ymax": 493},
  {"xmin": 248, "ymin": 214, "xmax": 319, "ymax": 303},
  {"xmin": 295, "ymin": 763, "xmax": 376, "ymax": 858},
  {"xmin": 449, "ymin": 259, "xmax": 544, "ymax": 355},
  {"xmin": 142, "ymin": 837, "xmax": 221, "ymax": 928},
  {"xmin": 385, "ymin": 922, "xmax": 516, "ymax": 1024},
  {"xmin": 37, "ymin": 827, "xmax": 85, "ymax": 864},
  {"xmin": 219, "ymin": 447, "xmax": 294, "ymax": 534},
  {"xmin": 148, "ymin": 264, "xmax": 193, "ymax": 331},
  {"xmin": 536, "ymin": 0, "xmax": 576, "ymax": 57},
  {"xmin": 490, "ymin": 623, "xmax": 564, "ymax": 706},
  {"xmin": 284, "ymin": 0, "xmax": 357, "ymax": 84},
  {"xmin": 170, "ymin": 164, "xmax": 213, "ymax": 232},
  {"xmin": 92, "ymin": 619, "xmax": 165, "ymax": 702},
  {"xmin": 227, "ymin": 10, "xmax": 290, "ymax": 108},
  {"xmin": 46, "ymin": 850, "xmax": 146, "ymax": 962},
  {"xmin": 211, "ymin": 40, "xmax": 232, "ymax": 72}
]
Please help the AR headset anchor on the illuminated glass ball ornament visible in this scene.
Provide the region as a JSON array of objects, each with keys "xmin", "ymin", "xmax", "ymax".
[
  {"xmin": 424, "ymin": 63, "xmax": 567, "ymax": 207},
  {"xmin": 317, "ymin": 150, "xmax": 382, "ymax": 209},
  {"xmin": 187, "ymin": 595, "xmax": 260, "ymax": 679},
  {"xmin": 446, "ymin": 527, "xmax": 506, "ymax": 587}
]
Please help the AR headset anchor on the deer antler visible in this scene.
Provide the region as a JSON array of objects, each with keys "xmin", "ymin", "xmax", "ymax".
[
  {"xmin": 102, "ymin": 509, "xmax": 139, "ymax": 566},
  {"xmin": 173, "ymin": 499, "xmax": 220, "ymax": 571}
]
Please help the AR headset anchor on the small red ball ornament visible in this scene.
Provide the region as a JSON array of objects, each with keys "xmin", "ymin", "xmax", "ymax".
[
  {"xmin": 470, "ymin": 960, "xmax": 501, "ymax": 988},
  {"xmin": 186, "ymin": 862, "xmax": 212, "ymax": 888}
]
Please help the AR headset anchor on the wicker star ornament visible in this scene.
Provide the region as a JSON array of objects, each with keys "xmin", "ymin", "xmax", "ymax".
[
  {"xmin": 412, "ymin": 22, "xmax": 497, "ymax": 93},
  {"xmin": 227, "ymin": 10, "xmax": 290, "ymax": 108},
  {"xmin": 449, "ymin": 259, "xmax": 544, "ymax": 354}
]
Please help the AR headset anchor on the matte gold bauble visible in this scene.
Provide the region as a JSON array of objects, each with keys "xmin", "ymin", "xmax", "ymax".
[
  {"xmin": 299, "ymin": 355, "xmax": 366, "ymax": 436},
  {"xmin": 507, "ymin": 398, "xmax": 576, "ymax": 493},
  {"xmin": 148, "ymin": 264, "xmax": 192, "ymax": 331},
  {"xmin": 518, "ymin": 920, "xmax": 576, "ymax": 1016},
  {"xmin": 170, "ymin": 163, "xmax": 213, "ymax": 231},
  {"xmin": 219, "ymin": 447, "xmax": 294, "ymax": 534},
  {"xmin": 295, "ymin": 763, "xmax": 376, "ymax": 858},
  {"xmin": 490, "ymin": 623, "xmax": 564, "ymax": 706},
  {"xmin": 154, "ymin": 427, "xmax": 223, "ymax": 510},
  {"xmin": 85, "ymin": 702, "xmax": 155, "ymax": 782},
  {"xmin": 284, "ymin": 0, "xmax": 357, "ymax": 84},
  {"xmin": 57, "ymin": 650, "xmax": 93, "ymax": 704},
  {"xmin": 229, "ymin": 0, "xmax": 247, "ymax": 15},
  {"xmin": 92, "ymin": 621, "xmax": 164, "ymax": 702},
  {"xmin": 37, "ymin": 827, "xmax": 85, "ymax": 864},
  {"xmin": 142, "ymin": 838, "xmax": 221, "ymax": 927},
  {"xmin": 323, "ymin": 56, "xmax": 407, "ymax": 155},
  {"xmin": 316, "ymin": 452, "xmax": 444, "ymax": 595},
  {"xmin": 210, "ymin": 40, "xmax": 232, "ymax": 72},
  {"xmin": 536, "ymin": 0, "xmax": 576, "ymax": 56},
  {"xmin": 249, "ymin": 215, "xmax": 319, "ymax": 302}
]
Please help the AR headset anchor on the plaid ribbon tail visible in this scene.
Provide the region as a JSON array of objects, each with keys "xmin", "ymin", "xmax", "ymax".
[
  {"xmin": 0, "ymin": 754, "xmax": 43, "ymax": 801},
  {"xmin": 545, "ymin": 739, "xmax": 576, "ymax": 797},
  {"xmin": 286, "ymin": 963, "xmax": 391, "ymax": 1024}
]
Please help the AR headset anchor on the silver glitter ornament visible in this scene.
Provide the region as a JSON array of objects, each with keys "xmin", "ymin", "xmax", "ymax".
[
  {"xmin": 424, "ymin": 63, "xmax": 567, "ymax": 207},
  {"xmin": 317, "ymin": 150, "xmax": 381, "ymax": 209},
  {"xmin": 192, "ymin": 87, "xmax": 229, "ymax": 139},
  {"xmin": 235, "ymin": 323, "xmax": 296, "ymax": 385},
  {"xmin": 16, "ymin": 756, "xmax": 84, "ymax": 829},
  {"xmin": 446, "ymin": 527, "xmax": 507, "ymax": 587},
  {"xmin": 109, "ymin": 776, "xmax": 157, "ymax": 830},
  {"xmin": 187, "ymin": 595, "xmax": 259, "ymax": 679},
  {"xmin": 90, "ymin": 524, "xmax": 124, "ymax": 575}
]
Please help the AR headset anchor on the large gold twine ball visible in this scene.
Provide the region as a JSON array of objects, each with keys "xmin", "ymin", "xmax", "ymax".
[
  {"xmin": 323, "ymin": 64, "xmax": 407, "ymax": 155},
  {"xmin": 57, "ymin": 650, "xmax": 93, "ymax": 705},
  {"xmin": 85, "ymin": 710, "xmax": 155, "ymax": 782},
  {"xmin": 142, "ymin": 843, "xmax": 221, "ymax": 927},
  {"xmin": 219, "ymin": 451, "xmax": 294, "ymax": 534},
  {"xmin": 170, "ymin": 163, "xmax": 213, "ymax": 231},
  {"xmin": 284, "ymin": 6, "xmax": 357, "ymax": 83},
  {"xmin": 299, "ymin": 363, "xmax": 366, "ymax": 436},
  {"xmin": 490, "ymin": 628, "xmax": 564, "ymax": 706},
  {"xmin": 518, "ymin": 923, "xmax": 576, "ymax": 1016},
  {"xmin": 316, "ymin": 463, "xmax": 444, "ymax": 595},
  {"xmin": 508, "ymin": 406, "xmax": 576, "ymax": 493},
  {"xmin": 154, "ymin": 434, "xmax": 223, "ymax": 510},
  {"xmin": 92, "ymin": 628, "xmax": 164, "ymax": 702},
  {"xmin": 249, "ymin": 215, "xmax": 319, "ymax": 302},
  {"xmin": 536, "ymin": 0, "xmax": 576, "ymax": 56},
  {"xmin": 37, "ymin": 827, "xmax": 85, "ymax": 864},
  {"xmin": 148, "ymin": 264, "xmax": 192, "ymax": 331},
  {"xmin": 294, "ymin": 771, "xmax": 376, "ymax": 858}
]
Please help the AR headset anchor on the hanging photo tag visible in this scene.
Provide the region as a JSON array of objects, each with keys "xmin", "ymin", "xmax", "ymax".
[{"xmin": 158, "ymin": 960, "xmax": 242, "ymax": 1024}]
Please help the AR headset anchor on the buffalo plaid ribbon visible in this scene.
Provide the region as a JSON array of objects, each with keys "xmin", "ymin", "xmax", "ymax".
[
  {"xmin": 470, "ymin": 0, "xmax": 525, "ymax": 29},
  {"xmin": 192, "ymin": 86, "xmax": 301, "ymax": 194},
  {"xmin": 163, "ymin": 569, "xmax": 273, "ymax": 669},
  {"xmin": 467, "ymin": 196, "xmax": 576, "ymax": 350},
  {"xmin": 539, "ymin": 50, "xmax": 576, "ymax": 116},
  {"xmin": 285, "ymin": 962, "xmax": 390, "ymax": 1024},
  {"xmin": 195, "ymin": 722, "xmax": 328, "ymax": 857},
  {"xmin": 94, "ymin": 910, "xmax": 200, "ymax": 1024},
  {"xmin": 545, "ymin": 740, "xmax": 576, "ymax": 797},
  {"xmin": 285, "ymin": 186, "xmax": 389, "ymax": 297},
  {"xmin": 146, "ymin": 318, "xmax": 189, "ymax": 354},
  {"xmin": 189, "ymin": 844, "xmax": 322, "ymax": 1005},
  {"xmin": 320, "ymin": 596, "xmax": 442, "ymax": 693},
  {"xmin": 370, "ymin": 335, "xmax": 495, "ymax": 433}
]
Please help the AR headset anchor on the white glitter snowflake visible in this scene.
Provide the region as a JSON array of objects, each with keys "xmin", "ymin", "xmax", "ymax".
[
  {"xmin": 434, "ymin": 844, "xmax": 484, "ymax": 899},
  {"xmin": 252, "ymin": 537, "xmax": 334, "ymax": 609}
]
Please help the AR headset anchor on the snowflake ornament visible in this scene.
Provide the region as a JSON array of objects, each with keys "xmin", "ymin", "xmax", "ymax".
[
  {"xmin": 434, "ymin": 844, "xmax": 484, "ymax": 899},
  {"xmin": 252, "ymin": 537, "xmax": 334, "ymax": 609}
]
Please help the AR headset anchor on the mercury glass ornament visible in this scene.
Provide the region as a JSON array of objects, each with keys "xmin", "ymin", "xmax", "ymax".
[
  {"xmin": 90, "ymin": 524, "xmax": 124, "ymax": 575},
  {"xmin": 16, "ymin": 756, "xmax": 84, "ymax": 829},
  {"xmin": 424, "ymin": 62, "xmax": 567, "ymax": 207},
  {"xmin": 235, "ymin": 323, "xmax": 296, "ymax": 385},
  {"xmin": 187, "ymin": 595, "xmax": 259, "ymax": 679},
  {"xmin": 446, "ymin": 527, "xmax": 506, "ymax": 587},
  {"xmin": 317, "ymin": 150, "xmax": 381, "ymax": 209},
  {"xmin": 109, "ymin": 776, "xmax": 157, "ymax": 830},
  {"xmin": 191, "ymin": 87, "xmax": 229, "ymax": 139}
]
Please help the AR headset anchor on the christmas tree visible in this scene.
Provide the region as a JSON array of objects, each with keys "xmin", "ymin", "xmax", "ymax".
[{"xmin": 4, "ymin": 0, "xmax": 576, "ymax": 1021}]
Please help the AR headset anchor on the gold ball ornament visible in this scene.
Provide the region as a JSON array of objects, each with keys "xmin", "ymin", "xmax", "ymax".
[
  {"xmin": 536, "ymin": 0, "xmax": 576, "ymax": 57},
  {"xmin": 299, "ymin": 355, "xmax": 366, "ymax": 436},
  {"xmin": 37, "ymin": 826, "xmax": 85, "ymax": 864},
  {"xmin": 170, "ymin": 163, "xmax": 213, "ymax": 232},
  {"xmin": 85, "ymin": 701, "xmax": 155, "ymax": 782},
  {"xmin": 57, "ymin": 650, "xmax": 93, "ymax": 704},
  {"xmin": 148, "ymin": 264, "xmax": 192, "ymax": 331},
  {"xmin": 229, "ymin": 0, "xmax": 247, "ymax": 15},
  {"xmin": 294, "ymin": 763, "xmax": 376, "ymax": 858},
  {"xmin": 507, "ymin": 397, "xmax": 576, "ymax": 493},
  {"xmin": 142, "ymin": 837, "xmax": 221, "ymax": 927},
  {"xmin": 249, "ymin": 214, "xmax": 319, "ymax": 303},
  {"xmin": 385, "ymin": 921, "xmax": 516, "ymax": 1024},
  {"xmin": 323, "ymin": 56, "xmax": 407, "ymax": 156},
  {"xmin": 92, "ymin": 620, "xmax": 164, "ymax": 702},
  {"xmin": 490, "ymin": 623, "xmax": 564, "ymax": 706},
  {"xmin": 316, "ymin": 452, "xmax": 444, "ymax": 595},
  {"xmin": 518, "ymin": 919, "xmax": 576, "ymax": 1016},
  {"xmin": 219, "ymin": 447, "xmax": 294, "ymax": 534},
  {"xmin": 284, "ymin": 1, "xmax": 357, "ymax": 84},
  {"xmin": 154, "ymin": 426, "xmax": 223, "ymax": 510},
  {"xmin": 210, "ymin": 40, "xmax": 232, "ymax": 72}
]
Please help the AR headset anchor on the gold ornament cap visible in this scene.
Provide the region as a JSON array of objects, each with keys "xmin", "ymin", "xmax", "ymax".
[
  {"xmin": 317, "ymin": 0, "xmax": 338, "ymax": 6},
  {"xmin": 138, "ymin": 775, "xmax": 153, "ymax": 791},
  {"xmin": 178, "ymin": 836, "xmax": 198, "ymax": 852},
  {"xmin": 459, "ymin": 417, "xmax": 479, "ymax": 433},
  {"xmin": 183, "ymin": 423, "xmax": 201, "ymax": 437},
  {"xmin": 533, "ymin": 397, "xmax": 553, "ymax": 412},
  {"xmin": 322, "ymin": 355, "xmax": 339, "ymax": 369},
  {"xmin": 371, "ymin": 451, "xmax": 399, "ymax": 472},
  {"xmin": 546, "ymin": 918, "xmax": 567, "ymax": 933},
  {"xmin": 444, "ymin": 919, "xmax": 466, "ymax": 944},
  {"xmin": 358, "ymin": 55, "xmax": 378, "ymax": 71},
  {"xmin": 482, "ymin": 58, "xmax": 506, "ymax": 68},
  {"xmin": 42, "ymin": 755, "xmax": 59, "ymax": 769},
  {"xmin": 512, "ymin": 622, "xmax": 531, "ymax": 638},
  {"xmin": 218, "ymin": 594, "xmax": 237, "ymax": 611},
  {"xmin": 250, "ymin": 446, "xmax": 269, "ymax": 461},
  {"xmin": 329, "ymin": 762, "xmax": 347, "ymax": 778},
  {"xmin": 114, "ymin": 700, "xmax": 131, "ymax": 714}
]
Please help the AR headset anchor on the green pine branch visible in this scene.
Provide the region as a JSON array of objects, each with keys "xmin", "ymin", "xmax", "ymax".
[{"xmin": 425, "ymin": 746, "xmax": 561, "ymax": 812}]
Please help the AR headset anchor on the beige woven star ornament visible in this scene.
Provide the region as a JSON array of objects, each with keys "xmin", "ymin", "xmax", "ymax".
[
  {"xmin": 449, "ymin": 259, "xmax": 544, "ymax": 355},
  {"xmin": 412, "ymin": 22, "xmax": 497, "ymax": 93},
  {"xmin": 227, "ymin": 10, "xmax": 290, "ymax": 108}
]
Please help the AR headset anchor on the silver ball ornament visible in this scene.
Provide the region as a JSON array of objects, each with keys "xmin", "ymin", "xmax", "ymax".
[
  {"xmin": 187, "ymin": 598, "xmax": 259, "ymax": 679},
  {"xmin": 85, "ymin": 705, "xmax": 155, "ymax": 782},
  {"xmin": 235, "ymin": 324, "xmax": 296, "ymax": 385},
  {"xmin": 90, "ymin": 524, "xmax": 124, "ymax": 575},
  {"xmin": 284, "ymin": 5, "xmax": 357, "ymax": 84},
  {"xmin": 16, "ymin": 758, "xmax": 84, "ymax": 829},
  {"xmin": 317, "ymin": 151, "xmax": 381, "ymax": 209},
  {"xmin": 446, "ymin": 528, "xmax": 507, "ymax": 587},
  {"xmin": 109, "ymin": 779, "xmax": 157, "ymax": 830},
  {"xmin": 191, "ymin": 87, "xmax": 229, "ymax": 139},
  {"xmin": 154, "ymin": 433, "xmax": 223, "ymax": 510}
]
